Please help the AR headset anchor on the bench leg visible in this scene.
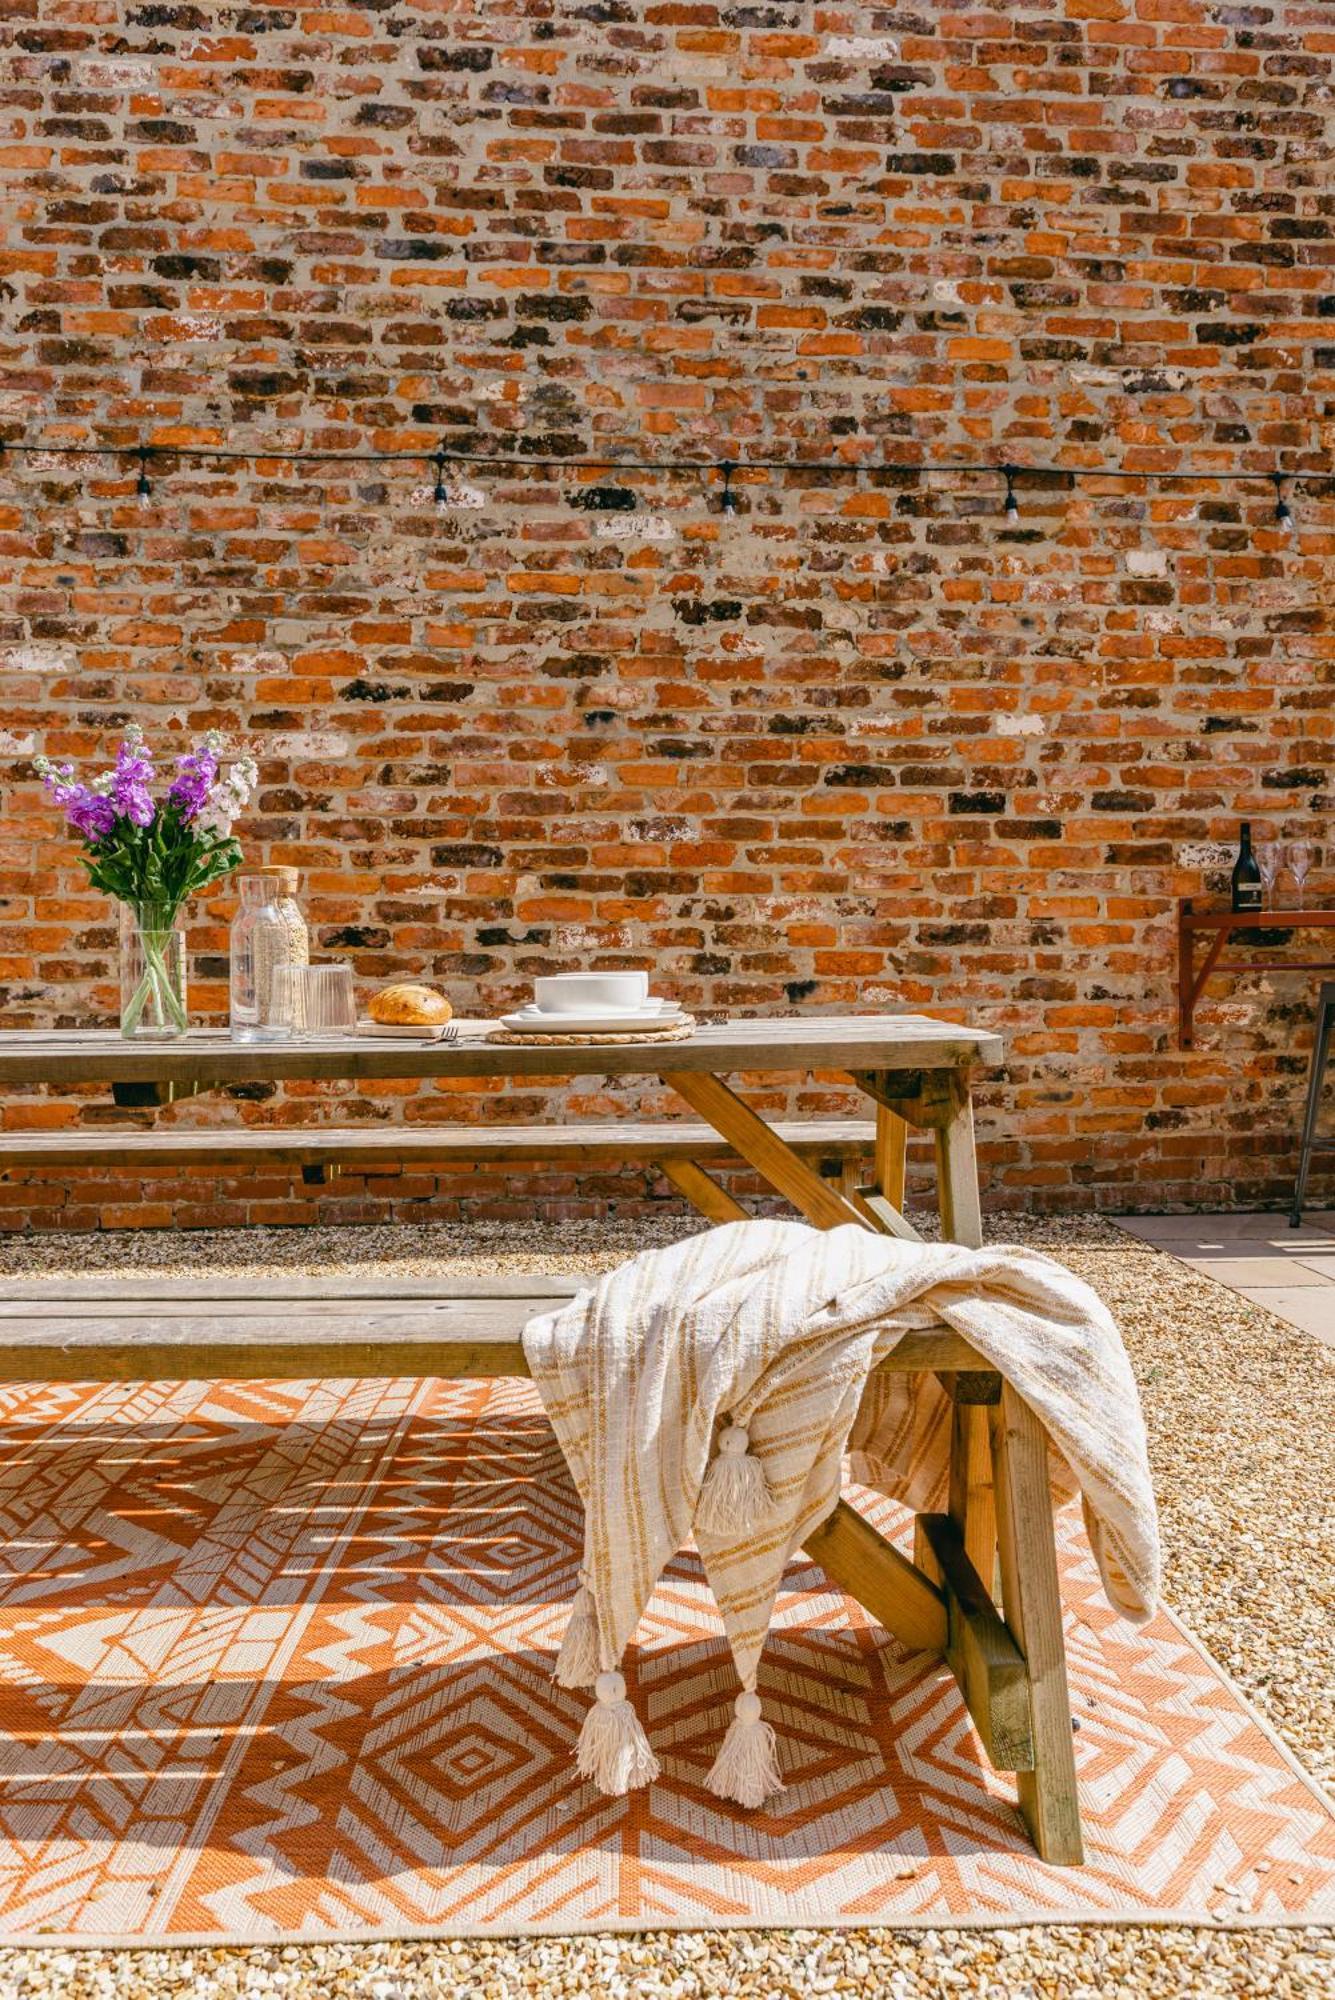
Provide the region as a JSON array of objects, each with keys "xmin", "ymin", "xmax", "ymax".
[
  {"xmin": 805, "ymin": 1498, "xmax": 946, "ymax": 1655},
  {"xmin": 989, "ymin": 1384, "xmax": 1083, "ymax": 1865},
  {"xmin": 950, "ymin": 1393, "xmax": 998, "ymax": 1595}
]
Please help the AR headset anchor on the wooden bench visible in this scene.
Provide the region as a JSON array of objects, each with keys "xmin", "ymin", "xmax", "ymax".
[
  {"xmin": 0, "ymin": 1117, "xmax": 876, "ymax": 1212},
  {"xmin": 0, "ymin": 1268, "xmax": 1083, "ymax": 1866}
]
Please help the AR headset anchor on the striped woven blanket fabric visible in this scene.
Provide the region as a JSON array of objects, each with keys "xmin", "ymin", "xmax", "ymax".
[{"xmin": 522, "ymin": 1219, "xmax": 1160, "ymax": 1804}]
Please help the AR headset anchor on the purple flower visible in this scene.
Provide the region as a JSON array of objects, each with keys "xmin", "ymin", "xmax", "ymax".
[
  {"xmin": 111, "ymin": 731, "xmax": 156, "ymax": 828},
  {"xmin": 65, "ymin": 789, "xmax": 118, "ymax": 843},
  {"xmin": 34, "ymin": 760, "xmax": 119, "ymax": 845},
  {"xmin": 168, "ymin": 744, "xmax": 219, "ymax": 821}
]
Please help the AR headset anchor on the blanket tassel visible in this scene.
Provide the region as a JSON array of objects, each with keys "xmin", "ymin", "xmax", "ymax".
[
  {"xmin": 555, "ymin": 1572, "xmax": 599, "ymax": 1689},
  {"xmin": 696, "ymin": 1424, "xmax": 769, "ymax": 1538},
  {"xmin": 576, "ymin": 1672, "xmax": 660, "ymax": 1796},
  {"xmin": 706, "ymin": 1687, "xmax": 785, "ymax": 1810}
]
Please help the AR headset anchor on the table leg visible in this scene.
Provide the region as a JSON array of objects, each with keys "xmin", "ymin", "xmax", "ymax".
[
  {"xmin": 851, "ymin": 1067, "xmax": 982, "ymax": 1247},
  {"xmin": 660, "ymin": 1070, "xmax": 867, "ymax": 1231},
  {"xmin": 875, "ymin": 1102, "xmax": 908, "ymax": 1210},
  {"xmin": 804, "ymin": 1500, "xmax": 946, "ymax": 1654},
  {"xmin": 657, "ymin": 1157, "xmax": 748, "ymax": 1223},
  {"xmin": 934, "ymin": 1085, "xmax": 983, "ymax": 1248}
]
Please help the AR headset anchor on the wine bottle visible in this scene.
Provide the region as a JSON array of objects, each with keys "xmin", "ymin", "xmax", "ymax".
[{"xmin": 1231, "ymin": 822, "xmax": 1263, "ymax": 912}]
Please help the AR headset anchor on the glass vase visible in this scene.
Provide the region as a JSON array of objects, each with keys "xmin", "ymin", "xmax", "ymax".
[{"xmin": 119, "ymin": 902, "xmax": 188, "ymax": 1039}]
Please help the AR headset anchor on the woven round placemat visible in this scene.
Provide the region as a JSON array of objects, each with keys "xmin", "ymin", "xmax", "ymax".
[{"xmin": 487, "ymin": 1015, "xmax": 697, "ymax": 1047}]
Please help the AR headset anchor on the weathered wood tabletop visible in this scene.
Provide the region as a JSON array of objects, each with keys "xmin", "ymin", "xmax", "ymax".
[{"xmin": 0, "ymin": 1014, "xmax": 1002, "ymax": 1085}]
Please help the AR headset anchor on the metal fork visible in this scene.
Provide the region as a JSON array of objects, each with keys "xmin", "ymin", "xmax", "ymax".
[{"xmin": 440, "ymin": 1021, "xmax": 460, "ymax": 1043}]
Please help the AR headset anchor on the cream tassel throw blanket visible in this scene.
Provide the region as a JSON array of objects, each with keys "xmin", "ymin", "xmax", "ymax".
[{"xmin": 522, "ymin": 1220, "xmax": 1160, "ymax": 1807}]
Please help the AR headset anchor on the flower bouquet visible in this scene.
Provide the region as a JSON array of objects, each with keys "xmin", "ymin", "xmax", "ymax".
[{"xmin": 36, "ymin": 726, "xmax": 258, "ymax": 1037}]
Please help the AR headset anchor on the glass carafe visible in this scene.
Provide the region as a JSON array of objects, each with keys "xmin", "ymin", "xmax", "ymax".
[{"xmin": 229, "ymin": 869, "xmax": 309, "ymax": 1042}]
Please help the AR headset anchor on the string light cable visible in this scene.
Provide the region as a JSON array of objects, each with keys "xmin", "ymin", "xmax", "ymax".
[{"xmin": 0, "ymin": 438, "xmax": 1310, "ymax": 532}]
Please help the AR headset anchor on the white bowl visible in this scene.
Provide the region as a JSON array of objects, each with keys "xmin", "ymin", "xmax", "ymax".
[{"xmin": 533, "ymin": 971, "xmax": 649, "ymax": 1014}]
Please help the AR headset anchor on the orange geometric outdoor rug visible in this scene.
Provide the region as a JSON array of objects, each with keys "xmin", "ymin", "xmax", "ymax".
[{"xmin": 1, "ymin": 1373, "xmax": 1332, "ymax": 1944}]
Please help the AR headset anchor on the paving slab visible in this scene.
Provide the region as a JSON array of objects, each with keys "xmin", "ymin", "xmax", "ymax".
[
  {"xmin": 1168, "ymin": 1256, "xmax": 1330, "ymax": 1289},
  {"xmin": 1115, "ymin": 1212, "xmax": 1335, "ymax": 1349},
  {"xmin": 1117, "ymin": 1212, "xmax": 1335, "ymax": 1248},
  {"xmin": 1228, "ymin": 1287, "xmax": 1335, "ymax": 1344}
]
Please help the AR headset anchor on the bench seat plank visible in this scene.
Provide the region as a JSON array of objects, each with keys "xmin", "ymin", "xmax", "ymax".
[
  {"xmin": 0, "ymin": 1118, "xmax": 875, "ymax": 1172},
  {"xmin": 0, "ymin": 1289, "xmax": 982, "ymax": 1382},
  {"xmin": 0, "ymin": 1273, "xmax": 589, "ymax": 1302},
  {"xmin": 0, "ymin": 1331, "xmax": 535, "ymax": 1383}
]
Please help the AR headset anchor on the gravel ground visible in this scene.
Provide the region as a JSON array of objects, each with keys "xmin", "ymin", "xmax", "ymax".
[
  {"xmin": 0, "ymin": 1928, "xmax": 1332, "ymax": 1999},
  {"xmin": 0, "ymin": 1213, "xmax": 1331, "ymax": 1999}
]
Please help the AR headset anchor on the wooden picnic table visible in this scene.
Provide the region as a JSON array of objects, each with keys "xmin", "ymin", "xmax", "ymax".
[
  {"xmin": 0, "ymin": 1014, "xmax": 1003, "ymax": 1243},
  {"xmin": 0, "ymin": 1013, "xmax": 1088, "ymax": 1864}
]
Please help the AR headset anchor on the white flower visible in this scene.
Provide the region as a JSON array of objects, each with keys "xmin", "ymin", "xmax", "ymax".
[
  {"xmin": 197, "ymin": 795, "xmax": 234, "ymax": 836},
  {"xmin": 198, "ymin": 751, "xmax": 258, "ymax": 836}
]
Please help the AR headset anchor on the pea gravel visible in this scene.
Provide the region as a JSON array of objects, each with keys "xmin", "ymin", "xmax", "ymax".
[{"xmin": 0, "ymin": 1214, "xmax": 1331, "ymax": 1999}]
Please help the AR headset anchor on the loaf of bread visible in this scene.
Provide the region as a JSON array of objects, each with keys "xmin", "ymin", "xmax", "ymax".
[{"xmin": 368, "ymin": 982, "xmax": 453, "ymax": 1026}]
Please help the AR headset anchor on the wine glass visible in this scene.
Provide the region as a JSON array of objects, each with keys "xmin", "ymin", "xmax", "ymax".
[
  {"xmin": 1256, "ymin": 841, "xmax": 1281, "ymax": 910},
  {"xmin": 1287, "ymin": 841, "xmax": 1311, "ymax": 909}
]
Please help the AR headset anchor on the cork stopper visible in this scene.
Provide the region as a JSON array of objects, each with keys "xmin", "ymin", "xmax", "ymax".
[{"xmin": 243, "ymin": 866, "xmax": 298, "ymax": 895}]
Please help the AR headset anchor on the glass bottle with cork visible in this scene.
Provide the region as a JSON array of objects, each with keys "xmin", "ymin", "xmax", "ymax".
[
  {"xmin": 229, "ymin": 868, "xmax": 310, "ymax": 1041},
  {"xmin": 1230, "ymin": 824, "xmax": 1263, "ymax": 913}
]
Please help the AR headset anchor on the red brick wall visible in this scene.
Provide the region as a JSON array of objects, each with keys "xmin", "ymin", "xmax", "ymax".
[{"xmin": 0, "ymin": 0, "xmax": 1331, "ymax": 1231}]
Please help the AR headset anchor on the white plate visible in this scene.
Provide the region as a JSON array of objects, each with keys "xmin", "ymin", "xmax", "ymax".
[
  {"xmin": 499, "ymin": 1005, "xmax": 683, "ymax": 1035},
  {"xmin": 514, "ymin": 999, "xmax": 679, "ymax": 1021}
]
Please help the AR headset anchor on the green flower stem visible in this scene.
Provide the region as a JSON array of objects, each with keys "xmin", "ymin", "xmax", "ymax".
[{"xmin": 120, "ymin": 904, "xmax": 188, "ymax": 1038}]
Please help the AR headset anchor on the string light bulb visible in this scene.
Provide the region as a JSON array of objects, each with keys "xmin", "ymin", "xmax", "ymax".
[
  {"xmin": 1272, "ymin": 471, "xmax": 1294, "ymax": 539},
  {"xmin": 135, "ymin": 445, "xmax": 152, "ymax": 508},
  {"xmin": 1002, "ymin": 463, "xmax": 1020, "ymax": 523},
  {"xmin": 718, "ymin": 459, "xmax": 738, "ymax": 515}
]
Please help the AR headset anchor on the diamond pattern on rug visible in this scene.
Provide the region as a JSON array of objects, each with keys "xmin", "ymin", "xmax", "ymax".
[{"xmin": 0, "ymin": 1375, "xmax": 1331, "ymax": 1941}]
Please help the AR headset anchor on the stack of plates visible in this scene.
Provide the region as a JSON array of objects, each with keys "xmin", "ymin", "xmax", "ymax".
[{"xmin": 498, "ymin": 998, "xmax": 684, "ymax": 1035}]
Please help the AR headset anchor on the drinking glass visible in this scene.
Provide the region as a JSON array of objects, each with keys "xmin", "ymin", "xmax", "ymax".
[
  {"xmin": 280, "ymin": 963, "xmax": 356, "ymax": 1038},
  {"xmin": 1256, "ymin": 841, "xmax": 1281, "ymax": 910},
  {"xmin": 269, "ymin": 961, "xmax": 307, "ymax": 1036},
  {"xmin": 1288, "ymin": 841, "xmax": 1312, "ymax": 909}
]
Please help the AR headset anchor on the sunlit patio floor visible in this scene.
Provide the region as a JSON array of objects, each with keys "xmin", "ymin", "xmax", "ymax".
[{"xmin": 1116, "ymin": 1211, "xmax": 1335, "ymax": 1348}]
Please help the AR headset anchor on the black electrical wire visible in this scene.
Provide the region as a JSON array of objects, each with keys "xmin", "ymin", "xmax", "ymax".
[
  {"xmin": 0, "ymin": 438, "xmax": 1308, "ymax": 481},
  {"xmin": 0, "ymin": 437, "xmax": 1310, "ymax": 531}
]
